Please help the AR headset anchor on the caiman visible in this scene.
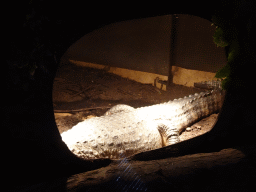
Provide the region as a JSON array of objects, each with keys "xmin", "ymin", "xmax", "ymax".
[{"xmin": 61, "ymin": 81, "xmax": 225, "ymax": 160}]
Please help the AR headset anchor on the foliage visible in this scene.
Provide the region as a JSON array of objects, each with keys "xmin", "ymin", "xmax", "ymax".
[
  {"xmin": 212, "ymin": 15, "xmax": 240, "ymax": 90},
  {"xmin": 211, "ymin": 0, "xmax": 255, "ymax": 90},
  {"xmin": 213, "ymin": 26, "xmax": 229, "ymax": 48}
]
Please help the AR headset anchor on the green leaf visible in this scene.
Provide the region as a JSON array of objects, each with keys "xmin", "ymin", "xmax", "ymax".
[
  {"xmin": 215, "ymin": 64, "xmax": 230, "ymax": 79},
  {"xmin": 213, "ymin": 27, "xmax": 229, "ymax": 47},
  {"xmin": 227, "ymin": 40, "xmax": 240, "ymax": 64},
  {"xmin": 220, "ymin": 77, "xmax": 230, "ymax": 90}
]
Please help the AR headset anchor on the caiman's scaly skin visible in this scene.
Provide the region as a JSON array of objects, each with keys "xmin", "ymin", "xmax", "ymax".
[{"xmin": 61, "ymin": 88, "xmax": 225, "ymax": 160}]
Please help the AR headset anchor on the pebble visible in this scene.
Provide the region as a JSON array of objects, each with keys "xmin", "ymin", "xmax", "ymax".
[{"xmin": 194, "ymin": 125, "xmax": 202, "ymax": 130}]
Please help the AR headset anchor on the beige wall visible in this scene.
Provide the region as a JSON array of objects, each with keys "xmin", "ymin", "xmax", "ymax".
[
  {"xmin": 173, "ymin": 14, "xmax": 227, "ymax": 72},
  {"xmin": 62, "ymin": 14, "xmax": 226, "ymax": 88},
  {"xmin": 70, "ymin": 60, "xmax": 217, "ymax": 89},
  {"xmin": 64, "ymin": 15, "xmax": 172, "ymax": 76}
]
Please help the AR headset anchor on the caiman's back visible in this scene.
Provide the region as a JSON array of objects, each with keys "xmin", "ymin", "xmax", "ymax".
[{"xmin": 61, "ymin": 82, "xmax": 225, "ymax": 159}]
